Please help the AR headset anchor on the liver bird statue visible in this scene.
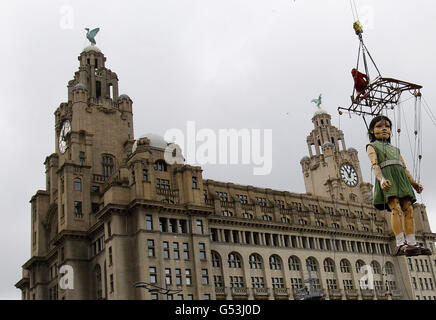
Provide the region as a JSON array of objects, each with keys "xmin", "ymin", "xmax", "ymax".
[
  {"xmin": 311, "ymin": 94, "xmax": 322, "ymax": 108},
  {"xmin": 85, "ymin": 27, "xmax": 100, "ymax": 45}
]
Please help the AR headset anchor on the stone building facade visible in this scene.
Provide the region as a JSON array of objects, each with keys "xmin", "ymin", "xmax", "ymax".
[{"xmin": 15, "ymin": 46, "xmax": 436, "ymax": 300}]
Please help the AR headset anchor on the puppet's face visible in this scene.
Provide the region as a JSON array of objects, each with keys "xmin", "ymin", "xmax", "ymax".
[{"xmin": 371, "ymin": 120, "xmax": 391, "ymax": 141}]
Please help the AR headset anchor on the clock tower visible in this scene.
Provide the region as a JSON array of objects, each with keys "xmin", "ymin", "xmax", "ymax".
[
  {"xmin": 300, "ymin": 108, "xmax": 372, "ymax": 203},
  {"xmin": 53, "ymin": 45, "xmax": 134, "ymax": 233}
]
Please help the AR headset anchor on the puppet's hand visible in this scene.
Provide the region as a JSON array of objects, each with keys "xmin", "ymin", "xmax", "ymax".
[
  {"xmin": 381, "ymin": 178, "xmax": 391, "ymax": 191},
  {"xmin": 412, "ymin": 182, "xmax": 424, "ymax": 194}
]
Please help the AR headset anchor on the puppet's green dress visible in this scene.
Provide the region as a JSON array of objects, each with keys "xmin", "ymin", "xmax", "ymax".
[{"xmin": 366, "ymin": 140, "xmax": 416, "ymax": 211}]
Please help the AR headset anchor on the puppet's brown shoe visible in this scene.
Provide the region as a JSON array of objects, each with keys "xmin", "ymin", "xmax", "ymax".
[
  {"xmin": 404, "ymin": 244, "xmax": 421, "ymax": 256},
  {"xmin": 416, "ymin": 245, "xmax": 432, "ymax": 256},
  {"xmin": 393, "ymin": 244, "xmax": 408, "ymax": 256}
]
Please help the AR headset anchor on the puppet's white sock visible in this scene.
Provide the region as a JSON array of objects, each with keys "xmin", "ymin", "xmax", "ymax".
[
  {"xmin": 406, "ymin": 233, "xmax": 417, "ymax": 246},
  {"xmin": 396, "ymin": 232, "xmax": 406, "ymax": 246}
]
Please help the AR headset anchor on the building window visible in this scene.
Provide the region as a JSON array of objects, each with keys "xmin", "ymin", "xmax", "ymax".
[
  {"xmin": 185, "ymin": 269, "xmax": 192, "ymax": 286},
  {"xmin": 199, "ymin": 243, "xmax": 206, "ymax": 260},
  {"xmin": 290, "ymin": 278, "xmax": 303, "ymax": 289},
  {"xmin": 228, "ymin": 253, "xmax": 242, "ymax": 268},
  {"xmin": 183, "ymin": 243, "xmax": 189, "ymax": 260},
  {"xmin": 165, "ymin": 268, "xmax": 172, "ymax": 285},
  {"xmin": 148, "ymin": 240, "xmax": 155, "ymax": 257},
  {"xmin": 216, "ymin": 191, "xmax": 228, "ymax": 202},
  {"xmin": 156, "ymin": 178, "xmax": 170, "ymax": 189},
  {"xmin": 175, "ymin": 269, "xmax": 182, "ymax": 286},
  {"xmin": 238, "ymin": 195, "xmax": 248, "ymax": 204},
  {"xmin": 324, "ymin": 259, "xmax": 335, "ymax": 272},
  {"xmin": 73, "ymin": 178, "xmax": 82, "ymax": 191},
  {"xmin": 102, "ymin": 155, "xmax": 114, "ymax": 178},
  {"xmin": 109, "ymin": 247, "xmax": 113, "ymax": 265},
  {"xmin": 196, "ymin": 220, "xmax": 204, "ymax": 234},
  {"xmin": 110, "ymin": 274, "xmax": 114, "ymax": 293},
  {"xmin": 243, "ymin": 213, "xmax": 254, "ymax": 219},
  {"xmin": 201, "ymin": 269, "xmax": 209, "ymax": 285},
  {"xmin": 332, "ymin": 223, "xmax": 340, "ymax": 229},
  {"xmin": 340, "ymin": 260, "xmax": 351, "ymax": 273},
  {"xmin": 212, "ymin": 252, "xmax": 221, "ymax": 267},
  {"xmin": 262, "ymin": 215, "xmax": 272, "ymax": 221},
  {"xmin": 289, "ymin": 256, "xmax": 301, "ymax": 271},
  {"xmin": 143, "ymin": 169, "xmax": 148, "ymax": 182},
  {"xmin": 92, "ymin": 202, "xmax": 99, "ymax": 214},
  {"xmin": 256, "ymin": 197, "xmax": 267, "ymax": 207},
  {"xmin": 149, "ymin": 267, "xmax": 157, "ymax": 284},
  {"xmin": 385, "ymin": 263, "xmax": 394, "ymax": 275},
  {"xmin": 249, "ymin": 254, "xmax": 263, "ymax": 269},
  {"xmin": 343, "ymin": 280, "xmax": 354, "ymax": 290},
  {"xmin": 326, "ymin": 279, "xmax": 338, "ymax": 290},
  {"xmin": 229, "ymin": 276, "xmax": 244, "ymax": 288},
  {"xmin": 79, "ymin": 151, "xmax": 85, "ymax": 164},
  {"xmin": 187, "ymin": 294, "xmax": 193, "ymax": 300},
  {"xmin": 271, "ymin": 277, "xmax": 284, "ymax": 289},
  {"xmin": 74, "ymin": 201, "xmax": 82, "ymax": 218},
  {"xmin": 192, "ymin": 177, "xmax": 198, "ymax": 189},
  {"xmin": 306, "ymin": 258, "xmax": 318, "ymax": 272},
  {"xmin": 146, "ymin": 215, "xmax": 153, "ymax": 230},
  {"xmin": 222, "ymin": 210, "xmax": 233, "ymax": 217},
  {"xmin": 172, "ymin": 242, "xmax": 180, "ymax": 260},
  {"xmin": 214, "ymin": 275, "xmax": 224, "ymax": 287},
  {"xmin": 269, "ymin": 255, "xmax": 282, "ymax": 270},
  {"xmin": 151, "ymin": 293, "xmax": 158, "ymax": 300},
  {"xmin": 299, "ymin": 219, "xmax": 308, "ymax": 225},
  {"xmin": 153, "ymin": 160, "xmax": 167, "ymax": 172},
  {"xmin": 163, "ymin": 241, "xmax": 170, "ymax": 259},
  {"xmin": 251, "ymin": 277, "xmax": 265, "ymax": 288}
]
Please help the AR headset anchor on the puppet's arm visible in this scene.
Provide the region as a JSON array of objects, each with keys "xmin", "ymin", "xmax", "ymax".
[
  {"xmin": 367, "ymin": 145, "xmax": 391, "ymax": 191},
  {"xmin": 401, "ymin": 156, "xmax": 424, "ymax": 193}
]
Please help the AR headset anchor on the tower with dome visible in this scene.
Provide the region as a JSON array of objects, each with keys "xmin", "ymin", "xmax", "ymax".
[{"xmin": 300, "ymin": 107, "xmax": 373, "ymax": 204}]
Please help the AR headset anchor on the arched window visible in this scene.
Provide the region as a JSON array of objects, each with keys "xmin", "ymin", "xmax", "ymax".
[
  {"xmin": 153, "ymin": 160, "xmax": 167, "ymax": 172},
  {"xmin": 316, "ymin": 220, "xmax": 324, "ymax": 227},
  {"xmin": 281, "ymin": 217, "xmax": 290, "ymax": 223},
  {"xmin": 288, "ymin": 256, "xmax": 301, "ymax": 271},
  {"xmin": 262, "ymin": 215, "xmax": 272, "ymax": 221},
  {"xmin": 355, "ymin": 260, "xmax": 365, "ymax": 273},
  {"xmin": 228, "ymin": 252, "xmax": 242, "ymax": 268},
  {"xmin": 249, "ymin": 254, "xmax": 263, "ymax": 269},
  {"xmin": 299, "ymin": 219, "xmax": 308, "ymax": 225},
  {"xmin": 376, "ymin": 227, "xmax": 383, "ymax": 233},
  {"xmin": 332, "ymin": 223, "xmax": 340, "ymax": 229},
  {"xmin": 347, "ymin": 224, "xmax": 355, "ymax": 231},
  {"xmin": 306, "ymin": 257, "xmax": 318, "ymax": 272},
  {"xmin": 371, "ymin": 261, "xmax": 381, "ymax": 274},
  {"xmin": 362, "ymin": 225, "xmax": 369, "ymax": 232},
  {"xmin": 349, "ymin": 193, "xmax": 357, "ymax": 201},
  {"xmin": 243, "ymin": 213, "xmax": 253, "ymax": 219},
  {"xmin": 211, "ymin": 251, "xmax": 221, "ymax": 268},
  {"xmin": 102, "ymin": 155, "xmax": 114, "ymax": 178},
  {"xmin": 74, "ymin": 177, "xmax": 82, "ymax": 191},
  {"xmin": 323, "ymin": 258, "xmax": 335, "ymax": 273},
  {"xmin": 222, "ymin": 210, "xmax": 233, "ymax": 217},
  {"xmin": 269, "ymin": 255, "xmax": 282, "ymax": 270},
  {"xmin": 340, "ymin": 259, "xmax": 351, "ymax": 273}
]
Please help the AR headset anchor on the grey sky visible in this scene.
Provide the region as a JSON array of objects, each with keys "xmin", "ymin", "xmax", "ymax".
[{"xmin": 1, "ymin": 0, "xmax": 435, "ymax": 299}]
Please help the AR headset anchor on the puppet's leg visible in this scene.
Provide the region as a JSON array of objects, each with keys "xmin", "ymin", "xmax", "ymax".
[
  {"xmin": 387, "ymin": 197, "xmax": 405, "ymax": 247},
  {"xmin": 401, "ymin": 198, "xmax": 432, "ymax": 255}
]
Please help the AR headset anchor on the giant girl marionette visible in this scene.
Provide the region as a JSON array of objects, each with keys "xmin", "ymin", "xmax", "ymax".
[{"xmin": 366, "ymin": 115, "xmax": 432, "ymax": 256}]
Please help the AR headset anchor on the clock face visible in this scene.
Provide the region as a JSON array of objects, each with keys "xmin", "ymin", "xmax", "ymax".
[
  {"xmin": 58, "ymin": 120, "xmax": 71, "ymax": 154},
  {"xmin": 339, "ymin": 163, "xmax": 358, "ymax": 187}
]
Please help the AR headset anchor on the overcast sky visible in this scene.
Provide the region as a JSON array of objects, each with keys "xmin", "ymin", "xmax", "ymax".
[{"xmin": 1, "ymin": 0, "xmax": 436, "ymax": 299}]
